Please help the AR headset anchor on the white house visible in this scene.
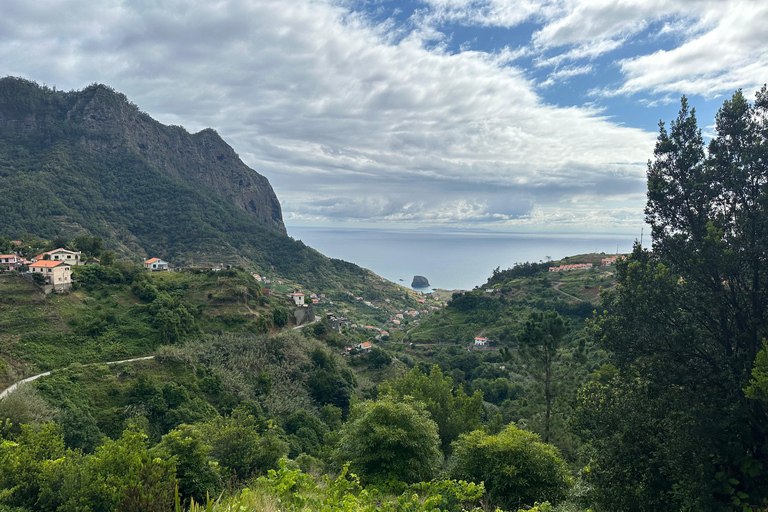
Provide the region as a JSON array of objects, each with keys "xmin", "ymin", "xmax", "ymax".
[
  {"xmin": 289, "ymin": 292, "xmax": 305, "ymax": 305},
  {"xmin": 474, "ymin": 337, "xmax": 488, "ymax": 346},
  {"xmin": 32, "ymin": 248, "xmax": 82, "ymax": 266},
  {"xmin": 144, "ymin": 258, "xmax": 169, "ymax": 271}
]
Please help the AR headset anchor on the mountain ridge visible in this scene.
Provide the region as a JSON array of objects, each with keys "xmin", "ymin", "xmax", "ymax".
[{"xmin": 0, "ymin": 77, "xmax": 285, "ymax": 235}]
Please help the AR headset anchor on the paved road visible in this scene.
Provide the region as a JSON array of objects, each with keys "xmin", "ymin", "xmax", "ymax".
[
  {"xmin": 0, "ymin": 355, "xmax": 155, "ymax": 400},
  {"xmin": 292, "ymin": 315, "xmax": 321, "ymax": 330}
]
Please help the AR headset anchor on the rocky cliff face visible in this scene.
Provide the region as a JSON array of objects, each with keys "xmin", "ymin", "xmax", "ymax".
[{"xmin": 0, "ymin": 78, "xmax": 285, "ymax": 233}]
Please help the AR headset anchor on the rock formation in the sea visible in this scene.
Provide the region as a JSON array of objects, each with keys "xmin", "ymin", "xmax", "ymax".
[{"xmin": 412, "ymin": 275, "xmax": 430, "ymax": 288}]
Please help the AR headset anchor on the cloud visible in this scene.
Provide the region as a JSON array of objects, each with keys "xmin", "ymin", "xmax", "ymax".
[
  {"xmin": 539, "ymin": 64, "xmax": 594, "ymax": 88},
  {"xmin": 414, "ymin": 0, "xmax": 549, "ymax": 29},
  {"xmin": 0, "ymin": 0, "xmax": 657, "ymax": 232},
  {"xmin": 615, "ymin": 2, "xmax": 768, "ymax": 97},
  {"xmin": 528, "ymin": 0, "xmax": 767, "ymax": 98}
]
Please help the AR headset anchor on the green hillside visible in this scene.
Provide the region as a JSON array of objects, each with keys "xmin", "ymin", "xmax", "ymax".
[{"xmin": 0, "ymin": 77, "xmax": 400, "ymax": 292}]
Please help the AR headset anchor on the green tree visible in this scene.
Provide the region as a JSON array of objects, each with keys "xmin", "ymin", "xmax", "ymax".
[
  {"xmin": 746, "ymin": 341, "xmax": 768, "ymax": 403},
  {"xmin": 584, "ymin": 88, "xmax": 768, "ymax": 510},
  {"xmin": 380, "ymin": 365, "xmax": 483, "ymax": 452},
  {"xmin": 335, "ymin": 396, "xmax": 442, "ymax": 485},
  {"xmin": 0, "ymin": 423, "xmax": 65, "ymax": 508},
  {"xmin": 449, "ymin": 424, "xmax": 572, "ymax": 510},
  {"xmin": 514, "ymin": 310, "xmax": 569, "ymax": 443},
  {"xmin": 201, "ymin": 408, "xmax": 288, "ymax": 480},
  {"xmin": 72, "ymin": 235, "xmax": 104, "ymax": 257},
  {"xmin": 72, "ymin": 428, "xmax": 177, "ymax": 512},
  {"xmin": 58, "ymin": 406, "xmax": 103, "ymax": 453},
  {"xmin": 0, "ymin": 383, "xmax": 57, "ymax": 436},
  {"xmin": 273, "ymin": 307, "xmax": 289, "ymax": 327},
  {"xmin": 156, "ymin": 424, "xmax": 221, "ymax": 505},
  {"xmin": 366, "ymin": 346, "xmax": 391, "ymax": 369}
]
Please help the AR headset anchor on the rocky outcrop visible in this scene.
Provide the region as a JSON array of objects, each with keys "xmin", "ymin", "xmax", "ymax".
[
  {"xmin": 0, "ymin": 77, "xmax": 285, "ymax": 233},
  {"xmin": 412, "ymin": 275, "xmax": 430, "ymax": 288}
]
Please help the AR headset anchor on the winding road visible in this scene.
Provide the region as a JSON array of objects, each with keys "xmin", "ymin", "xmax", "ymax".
[{"xmin": 0, "ymin": 355, "xmax": 155, "ymax": 400}]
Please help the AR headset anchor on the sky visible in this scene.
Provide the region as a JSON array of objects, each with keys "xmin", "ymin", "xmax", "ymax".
[{"xmin": 1, "ymin": 0, "xmax": 765, "ymax": 234}]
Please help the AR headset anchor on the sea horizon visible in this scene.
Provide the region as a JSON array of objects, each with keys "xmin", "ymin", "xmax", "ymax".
[{"xmin": 287, "ymin": 226, "xmax": 640, "ymax": 291}]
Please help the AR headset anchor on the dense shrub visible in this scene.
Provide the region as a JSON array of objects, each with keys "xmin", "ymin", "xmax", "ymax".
[{"xmin": 449, "ymin": 424, "xmax": 572, "ymax": 509}]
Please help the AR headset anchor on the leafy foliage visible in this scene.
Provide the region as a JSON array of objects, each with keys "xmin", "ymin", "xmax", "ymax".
[
  {"xmin": 583, "ymin": 88, "xmax": 768, "ymax": 510},
  {"xmin": 335, "ymin": 397, "xmax": 442, "ymax": 485},
  {"xmin": 379, "ymin": 365, "xmax": 483, "ymax": 452},
  {"xmin": 448, "ymin": 424, "xmax": 572, "ymax": 510}
]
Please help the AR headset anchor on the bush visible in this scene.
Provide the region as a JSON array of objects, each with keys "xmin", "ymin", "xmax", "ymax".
[
  {"xmin": 449, "ymin": 424, "xmax": 572, "ymax": 510},
  {"xmin": 335, "ymin": 397, "xmax": 441, "ymax": 485},
  {"xmin": 273, "ymin": 307, "xmax": 289, "ymax": 327}
]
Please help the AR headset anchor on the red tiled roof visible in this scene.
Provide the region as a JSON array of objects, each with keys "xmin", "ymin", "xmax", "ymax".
[
  {"xmin": 30, "ymin": 260, "xmax": 66, "ymax": 268},
  {"xmin": 145, "ymin": 258, "xmax": 161, "ymax": 264}
]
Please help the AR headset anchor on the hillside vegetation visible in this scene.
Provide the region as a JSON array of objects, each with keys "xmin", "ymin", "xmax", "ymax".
[
  {"xmin": 0, "ymin": 77, "xmax": 405, "ymax": 292},
  {"xmin": 4, "ymin": 84, "xmax": 768, "ymax": 512}
]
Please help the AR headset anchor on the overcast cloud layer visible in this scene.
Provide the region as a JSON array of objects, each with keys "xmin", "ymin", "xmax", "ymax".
[{"xmin": 1, "ymin": 0, "xmax": 764, "ymax": 233}]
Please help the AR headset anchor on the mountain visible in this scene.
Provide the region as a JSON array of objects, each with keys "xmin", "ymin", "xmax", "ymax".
[{"xmin": 0, "ymin": 77, "xmax": 335, "ymax": 283}]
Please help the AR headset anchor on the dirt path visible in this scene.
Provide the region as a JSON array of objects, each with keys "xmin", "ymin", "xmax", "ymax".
[
  {"xmin": 553, "ymin": 282, "xmax": 583, "ymax": 302},
  {"xmin": 0, "ymin": 355, "xmax": 155, "ymax": 400}
]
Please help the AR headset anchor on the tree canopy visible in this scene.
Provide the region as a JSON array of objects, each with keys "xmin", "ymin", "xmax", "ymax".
[
  {"xmin": 449, "ymin": 424, "xmax": 572, "ymax": 510},
  {"xmin": 583, "ymin": 87, "xmax": 768, "ymax": 510},
  {"xmin": 335, "ymin": 396, "xmax": 442, "ymax": 485}
]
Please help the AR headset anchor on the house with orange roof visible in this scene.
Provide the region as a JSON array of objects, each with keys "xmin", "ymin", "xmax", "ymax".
[
  {"xmin": 289, "ymin": 292, "xmax": 305, "ymax": 305},
  {"xmin": 144, "ymin": 257, "xmax": 169, "ymax": 271},
  {"xmin": 29, "ymin": 260, "xmax": 72, "ymax": 291},
  {"xmin": 356, "ymin": 341, "xmax": 372, "ymax": 352},
  {"xmin": 474, "ymin": 337, "xmax": 488, "ymax": 346}
]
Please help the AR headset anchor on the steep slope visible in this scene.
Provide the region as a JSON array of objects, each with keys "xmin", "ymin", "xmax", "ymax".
[
  {"xmin": 0, "ymin": 78, "xmax": 336, "ymax": 280},
  {"xmin": 0, "ymin": 77, "xmax": 283, "ymax": 233}
]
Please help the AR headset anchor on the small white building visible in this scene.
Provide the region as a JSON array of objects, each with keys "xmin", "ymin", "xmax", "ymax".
[
  {"xmin": 32, "ymin": 248, "xmax": 83, "ymax": 266},
  {"xmin": 474, "ymin": 337, "xmax": 488, "ymax": 346},
  {"xmin": 289, "ymin": 292, "xmax": 305, "ymax": 305},
  {"xmin": 144, "ymin": 258, "xmax": 169, "ymax": 271}
]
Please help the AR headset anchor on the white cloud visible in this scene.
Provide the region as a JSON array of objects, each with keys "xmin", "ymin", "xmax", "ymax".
[
  {"xmin": 415, "ymin": 0, "xmax": 550, "ymax": 28},
  {"xmin": 615, "ymin": 1, "xmax": 768, "ymax": 97},
  {"xmin": 527, "ymin": 0, "xmax": 767, "ymax": 98},
  {"xmin": 0, "ymin": 0, "xmax": 656, "ymax": 232},
  {"xmin": 539, "ymin": 64, "xmax": 593, "ymax": 88}
]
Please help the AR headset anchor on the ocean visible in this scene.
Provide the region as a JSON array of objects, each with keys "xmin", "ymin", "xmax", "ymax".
[{"xmin": 287, "ymin": 227, "xmax": 638, "ymax": 291}]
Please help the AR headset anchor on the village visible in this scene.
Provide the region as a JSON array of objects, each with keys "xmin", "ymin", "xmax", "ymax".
[
  {"xmin": 2, "ymin": 243, "xmax": 619, "ymax": 356},
  {"xmin": 0, "ymin": 243, "xmax": 457, "ymax": 354}
]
